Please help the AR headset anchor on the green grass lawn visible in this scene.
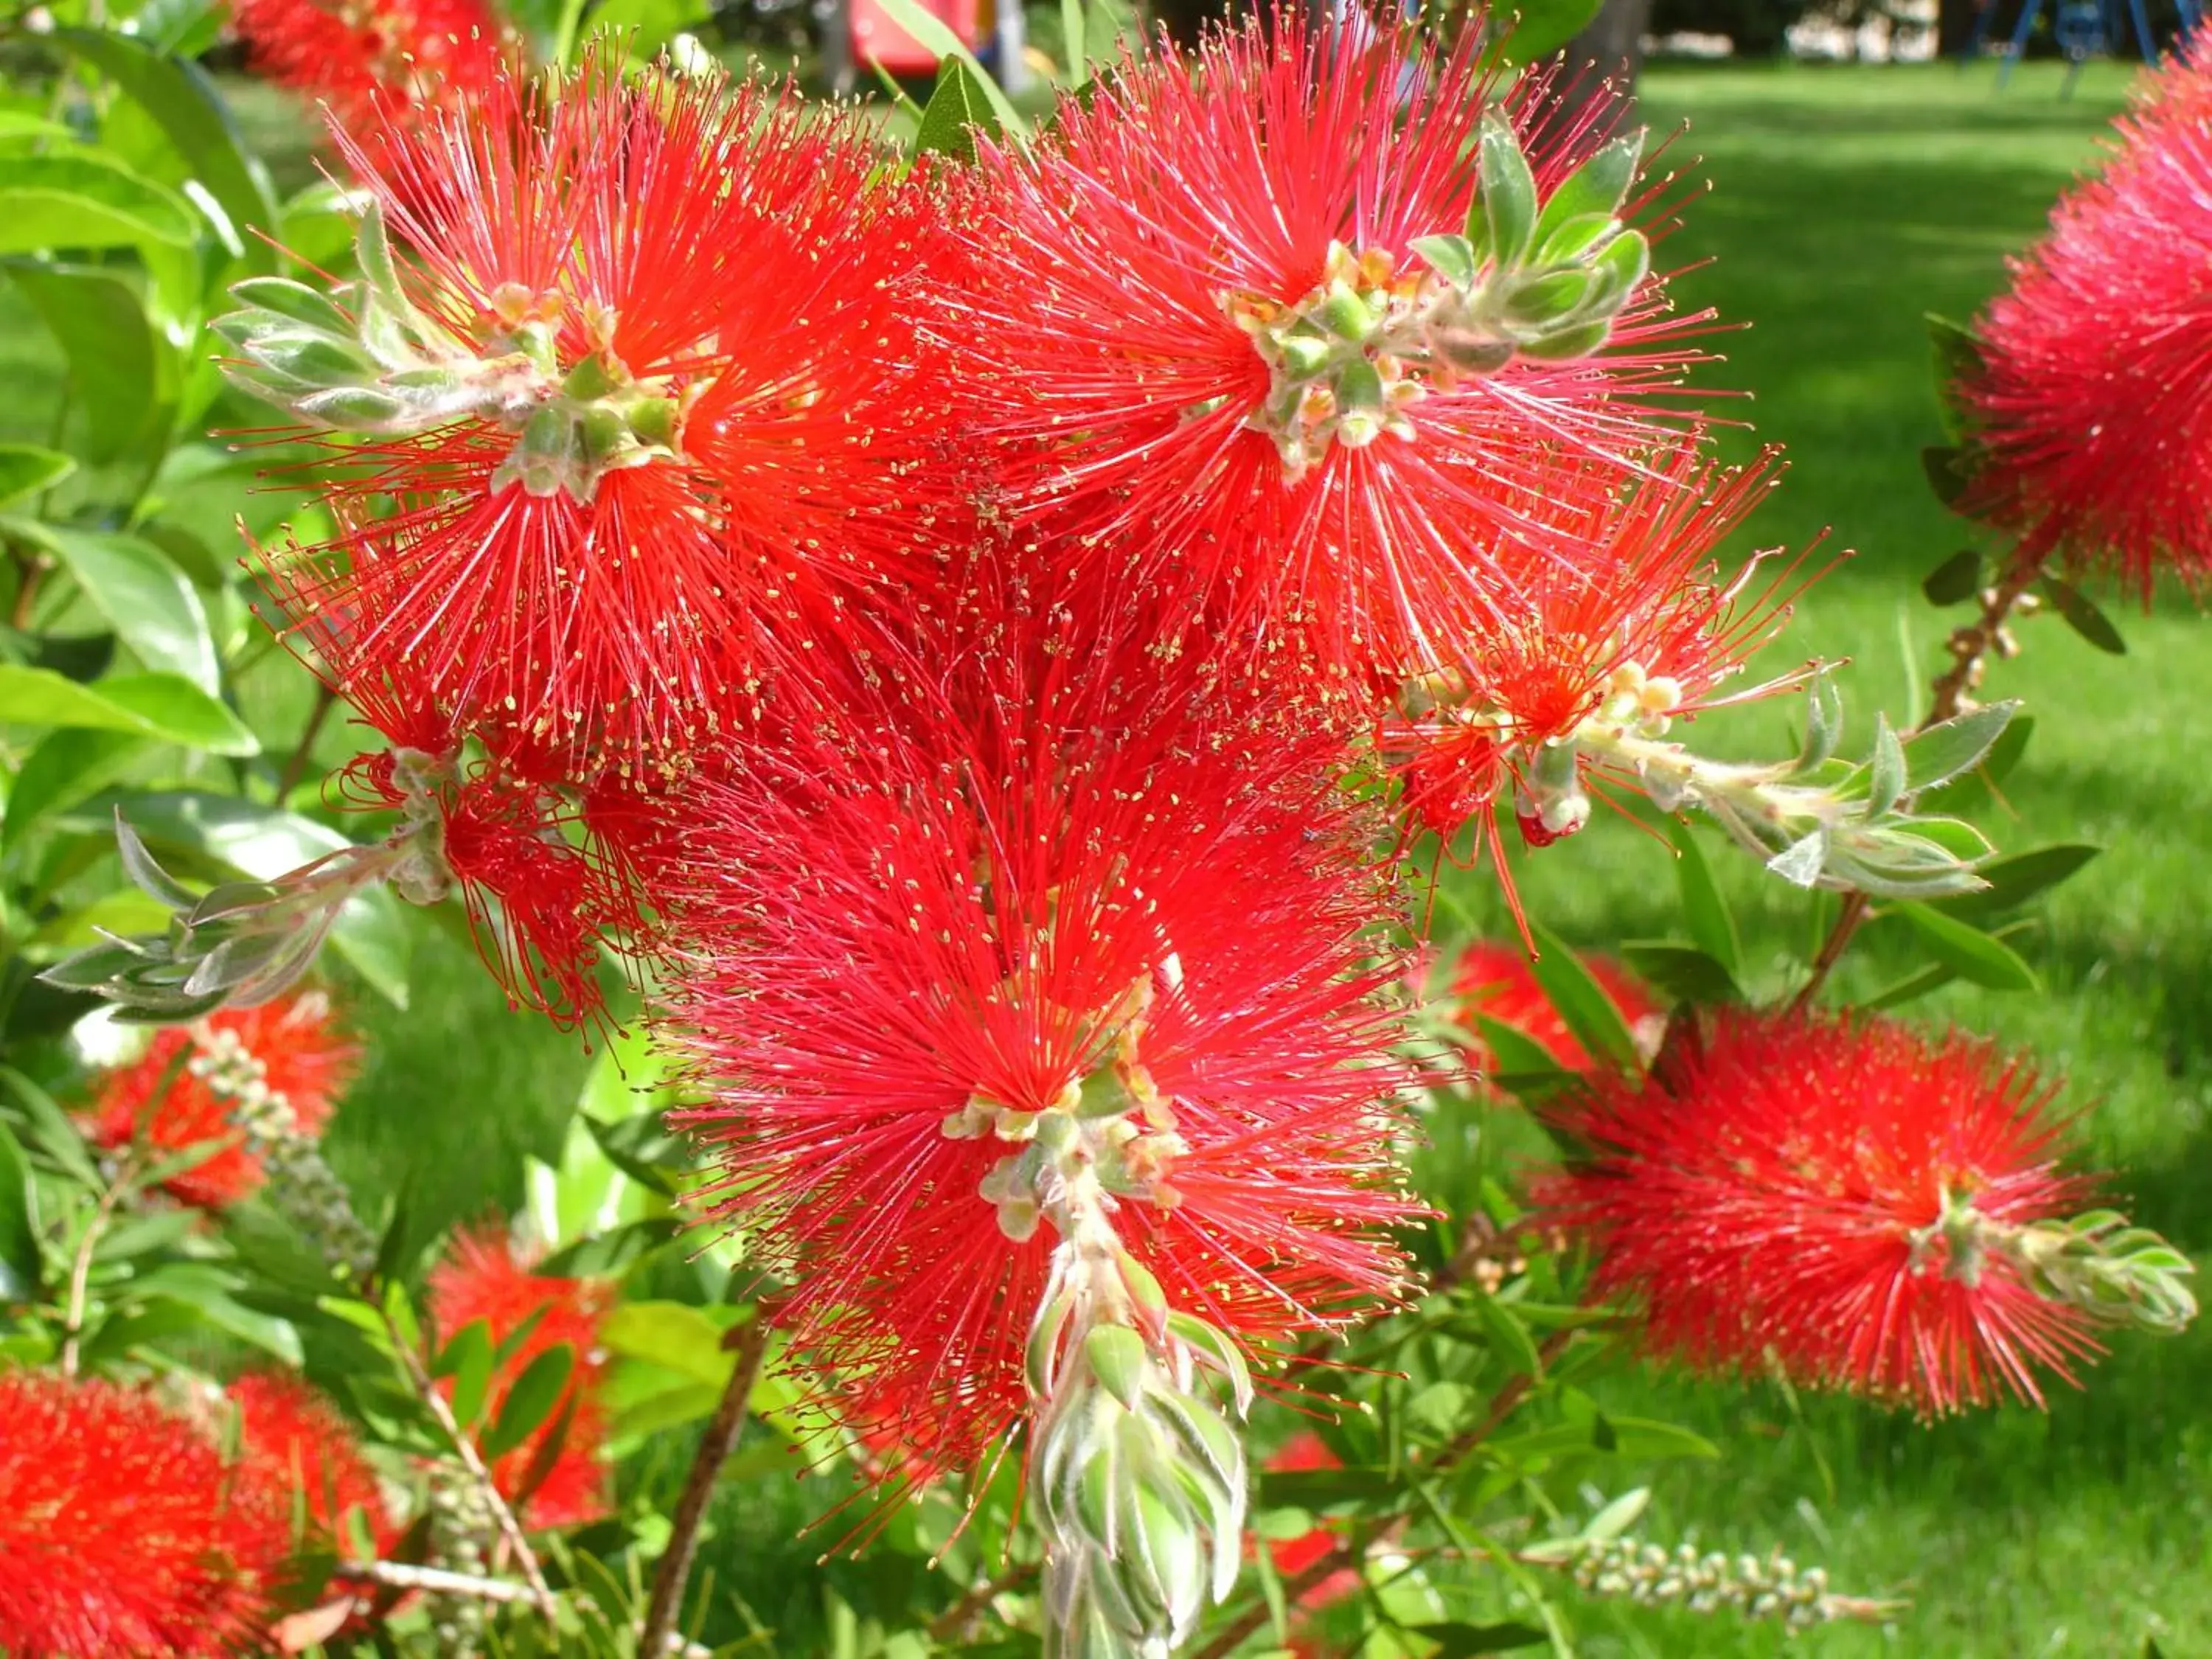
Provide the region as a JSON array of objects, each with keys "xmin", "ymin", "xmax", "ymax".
[{"xmin": 1436, "ymin": 56, "xmax": 2212, "ymax": 1659}]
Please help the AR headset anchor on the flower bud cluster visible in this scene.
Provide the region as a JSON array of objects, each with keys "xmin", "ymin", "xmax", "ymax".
[
  {"xmin": 190, "ymin": 1017, "xmax": 375, "ymax": 1275},
  {"xmin": 1227, "ymin": 120, "xmax": 1649, "ymax": 484},
  {"xmin": 1567, "ymin": 1537, "xmax": 1842, "ymax": 1629},
  {"xmin": 215, "ymin": 211, "xmax": 685, "ymax": 505}
]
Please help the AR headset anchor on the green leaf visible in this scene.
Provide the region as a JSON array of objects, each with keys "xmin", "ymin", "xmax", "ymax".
[
  {"xmin": 536, "ymin": 1217, "xmax": 680, "ymax": 1279},
  {"xmin": 74, "ymin": 791, "xmax": 411, "ymax": 1004},
  {"xmin": 480, "ymin": 1343, "xmax": 575, "ymax": 1460},
  {"xmin": 2, "ymin": 728, "xmax": 145, "ymax": 856},
  {"xmin": 55, "ymin": 29, "xmax": 278, "ymax": 272},
  {"xmin": 4, "ymin": 521, "xmax": 218, "ymax": 691},
  {"xmin": 601, "ymin": 1301, "xmax": 739, "ymax": 1389},
  {"xmin": 1579, "ymin": 1486, "xmax": 1650, "ymax": 1543},
  {"xmin": 437, "ymin": 1319, "xmax": 497, "ymax": 1431},
  {"xmin": 0, "ymin": 150, "xmax": 198, "ymax": 254},
  {"xmin": 1903, "ymin": 700, "xmax": 2016, "ymax": 794},
  {"xmin": 914, "ymin": 59, "xmax": 1001, "ymax": 164},
  {"xmin": 1477, "ymin": 117, "xmax": 1539, "ymax": 267},
  {"xmin": 1528, "ymin": 922, "xmax": 1641, "ymax": 1071},
  {"xmin": 0, "ymin": 1119, "xmax": 41, "ymax": 1299},
  {"xmin": 1921, "ymin": 548, "xmax": 1983, "ymax": 607},
  {"xmin": 0, "ymin": 1065, "xmax": 101, "ymax": 1183},
  {"xmin": 1411, "ymin": 234, "xmax": 1480, "ymax": 291},
  {"xmin": 1533, "ymin": 132, "xmax": 1642, "ymax": 245},
  {"xmin": 1618, "ymin": 942, "xmax": 1739, "ymax": 1006},
  {"xmin": 1492, "ymin": 0, "xmax": 1605, "ymax": 63},
  {"xmin": 1060, "ymin": 0, "xmax": 1087, "ymax": 84},
  {"xmin": 4, "ymin": 261, "xmax": 167, "ymax": 467},
  {"xmin": 0, "ymin": 665, "xmax": 256, "ymax": 754},
  {"xmin": 1663, "ymin": 817, "xmax": 1740, "ymax": 978},
  {"xmin": 2040, "ymin": 575, "xmax": 2126, "ymax": 655},
  {"xmin": 1921, "ymin": 443, "xmax": 1973, "ymax": 511},
  {"xmin": 1936, "ymin": 844, "xmax": 2101, "ymax": 924},
  {"xmin": 0, "ymin": 445, "xmax": 74, "ymax": 511},
  {"xmin": 1927, "ymin": 312, "xmax": 1986, "ymax": 443},
  {"xmin": 869, "ymin": 0, "xmax": 1029, "ymax": 139},
  {"xmin": 576, "ymin": 0, "xmax": 712, "ymax": 55},
  {"xmin": 1416, "ymin": 1619, "xmax": 1549, "ymax": 1655},
  {"xmin": 1897, "ymin": 902, "xmax": 2041, "ymax": 992},
  {"xmin": 1469, "ymin": 1287, "xmax": 1543, "ymax": 1379},
  {"xmin": 1255, "ymin": 1464, "xmax": 1397, "ymax": 1510}
]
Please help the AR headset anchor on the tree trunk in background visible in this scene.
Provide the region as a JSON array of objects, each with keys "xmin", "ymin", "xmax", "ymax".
[{"xmin": 1563, "ymin": 0, "xmax": 1652, "ymax": 97}]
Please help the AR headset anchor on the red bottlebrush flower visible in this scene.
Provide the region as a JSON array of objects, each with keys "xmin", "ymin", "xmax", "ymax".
[
  {"xmin": 933, "ymin": 11, "xmax": 1708, "ymax": 676},
  {"xmin": 1962, "ymin": 38, "xmax": 2212, "ymax": 597},
  {"xmin": 664, "ymin": 619, "xmax": 1417, "ymax": 1484},
  {"xmin": 86, "ymin": 992, "xmax": 357, "ymax": 1208},
  {"xmin": 1544, "ymin": 1010, "xmax": 2103, "ymax": 1416},
  {"xmin": 261, "ymin": 49, "xmax": 958, "ymax": 779},
  {"xmin": 1259, "ymin": 1433, "xmax": 1362, "ymax": 1607},
  {"xmin": 229, "ymin": 0, "xmax": 509, "ymax": 130},
  {"xmin": 230, "ymin": 1371, "xmax": 392, "ymax": 1551},
  {"xmin": 1385, "ymin": 449, "xmax": 1798, "ymax": 853},
  {"xmin": 1452, "ymin": 939, "xmax": 1655, "ymax": 1072},
  {"xmin": 0, "ymin": 1371, "xmax": 289, "ymax": 1658},
  {"xmin": 427, "ymin": 1225, "xmax": 611, "ymax": 1528}
]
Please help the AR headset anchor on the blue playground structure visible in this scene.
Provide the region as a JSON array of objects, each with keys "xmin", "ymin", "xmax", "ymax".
[{"xmin": 1966, "ymin": 0, "xmax": 2202, "ymax": 92}]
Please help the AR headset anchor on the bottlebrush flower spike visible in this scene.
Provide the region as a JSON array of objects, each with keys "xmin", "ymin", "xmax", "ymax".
[
  {"xmin": 1959, "ymin": 38, "xmax": 2212, "ymax": 597},
  {"xmin": 934, "ymin": 9, "xmax": 1708, "ymax": 675},
  {"xmin": 231, "ymin": 1371, "xmax": 393, "ymax": 1550},
  {"xmin": 663, "ymin": 618, "xmax": 1417, "ymax": 1652},
  {"xmin": 228, "ymin": 0, "xmax": 509, "ymax": 130},
  {"xmin": 1545, "ymin": 1010, "xmax": 2196, "ymax": 1416},
  {"xmin": 0, "ymin": 1372, "xmax": 291, "ymax": 1658},
  {"xmin": 1384, "ymin": 448, "xmax": 1793, "ymax": 853},
  {"xmin": 85, "ymin": 990, "xmax": 358, "ymax": 1208},
  {"xmin": 428, "ymin": 1224, "xmax": 612, "ymax": 1527},
  {"xmin": 223, "ymin": 46, "xmax": 956, "ymax": 777}
]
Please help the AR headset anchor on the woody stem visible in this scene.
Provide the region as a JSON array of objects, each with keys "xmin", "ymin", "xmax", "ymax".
[{"xmin": 638, "ymin": 1315, "xmax": 774, "ymax": 1658}]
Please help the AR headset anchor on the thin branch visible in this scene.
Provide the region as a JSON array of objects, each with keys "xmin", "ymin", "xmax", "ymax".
[
  {"xmin": 926, "ymin": 1561, "xmax": 1038, "ymax": 1642},
  {"xmin": 1194, "ymin": 1328, "xmax": 1579, "ymax": 1659},
  {"xmin": 637, "ymin": 1315, "xmax": 775, "ymax": 1658},
  {"xmin": 58, "ymin": 1152, "xmax": 139, "ymax": 1379},
  {"xmin": 338, "ymin": 1558, "xmax": 533, "ymax": 1603},
  {"xmin": 276, "ymin": 681, "xmax": 339, "ymax": 799},
  {"xmin": 1791, "ymin": 544, "xmax": 2044, "ymax": 1012},
  {"xmin": 388, "ymin": 1316, "xmax": 560, "ymax": 1624}
]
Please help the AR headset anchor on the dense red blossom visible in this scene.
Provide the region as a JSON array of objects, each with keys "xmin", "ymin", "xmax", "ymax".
[
  {"xmin": 1963, "ymin": 36, "xmax": 2212, "ymax": 596},
  {"xmin": 266, "ymin": 49, "xmax": 959, "ymax": 779},
  {"xmin": 664, "ymin": 615, "xmax": 1416, "ymax": 1481},
  {"xmin": 428, "ymin": 1225, "xmax": 611, "ymax": 1527},
  {"xmin": 1259, "ymin": 1433, "xmax": 1362, "ymax": 1605},
  {"xmin": 1452, "ymin": 939, "xmax": 1655, "ymax": 1073},
  {"xmin": 934, "ymin": 11, "xmax": 1710, "ymax": 676},
  {"xmin": 1545, "ymin": 1010, "xmax": 2102, "ymax": 1416},
  {"xmin": 1386, "ymin": 449, "xmax": 1798, "ymax": 849},
  {"xmin": 86, "ymin": 992, "xmax": 357, "ymax": 1208},
  {"xmin": 229, "ymin": 0, "xmax": 508, "ymax": 129},
  {"xmin": 231, "ymin": 1371, "xmax": 392, "ymax": 1551},
  {"xmin": 0, "ymin": 1372, "xmax": 290, "ymax": 1657}
]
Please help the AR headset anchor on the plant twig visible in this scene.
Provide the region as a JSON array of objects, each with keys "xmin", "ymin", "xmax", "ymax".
[
  {"xmin": 1790, "ymin": 546, "xmax": 2043, "ymax": 1012},
  {"xmin": 338, "ymin": 1558, "xmax": 535, "ymax": 1602},
  {"xmin": 925, "ymin": 1561, "xmax": 1038, "ymax": 1641},
  {"xmin": 389, "ymin": 1317, "xmax": 561, "ymax": 1624},
  {"xmin": 58, "ymin": 1152, "xmax": 140, "ymax": 1379},
  {"xmin": 276, "ymin": 681, "xmax": 339, "ymax": 799},
  {"xmin": 637, "ymin": 1315, "xmax": 775, "ymax": 1658},
  {"xmin": 1195, "ymin": 1328, "xmax": 1578, "ymax": 1659}
]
